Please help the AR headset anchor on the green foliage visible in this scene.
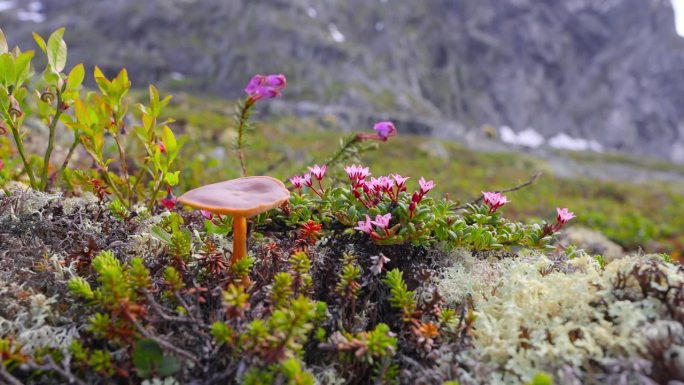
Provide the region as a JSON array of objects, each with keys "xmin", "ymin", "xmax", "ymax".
[
  {"xmin": 527, "ymin": 372, "xmax": 554, "ymax": 385},
  {"xmin": 68, "ymin": 251, "xmax": 150, "ymax": 342},
  {"xmin": 69, "ymin": 341, "xmax": 114, "ymax": 376},
  {"xmin": 163, "ymin": 266, "xmax": 184, "ymax": 291},
  {"xmin": 335, "ymin": 254, "xmax": 362, "ymax": 301},
  {"xmin": 210, "ymin": 322, "xmax": 234, "ymax": 346},
  {"xmin": 1, "ymin": 28, "xmax": 183, "ymax": 209},
  {"xmin": 271, "ymin": 272, "xmax": 294, "ymax": 308},
  {"xmin": 383, "ymin": 269, "xmax": 416, "ymax": 321},
  {"xmin": 132, "ymin": 339, "xmax": 180, "ymax": 379},
  {"xmin": 151, "ymin": 213, "xmax": 193, "ymax": 263}
]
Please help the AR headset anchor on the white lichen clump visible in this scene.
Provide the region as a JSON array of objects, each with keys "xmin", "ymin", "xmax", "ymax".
[{"xmin": 438, "ymin": 252, "xmax": 684, "ymax": 384}]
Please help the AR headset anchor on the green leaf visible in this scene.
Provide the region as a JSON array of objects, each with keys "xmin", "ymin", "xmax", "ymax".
[
  {"xmin": 150, "ymin": 226, "xmax": 173, "ymax": 246},
  {"xmin": 47, "ymin": 28, "xmax": 67, "ymax": 72},
  {"xmin": 14, "ymin": 51, "xmax": 34, "ymax": 87},
  {"xmin": 132, "ymin": 339, "xmax": 163, "ymax": 379},
  {"xmin": 67, "ymin": 63, "xmax": 85, "ymax": 91},
  {"xmin": 158, "ymin": 356, "xmax": 180, "ymax": 377},
  {"xmin": 0, "ymin": 53, "xmax": 13, "ymax": 88},
  {"xmin": 165, "ymin": 171, "xmax": 180, "ymax": 186},
  {"xmin": 0, "ymin": 28, "xmax": 7, "ymax": 54},
  {"xmin": 93, "ymin": 66, "xmax": 111, "ymax": 95},
  {"xmin": 161, "ymin": 125, "xmax": 178, "ymax": 160},
  {"xmin": 32, "ymin": 32, "xmax": 47, "ymax": 54}
]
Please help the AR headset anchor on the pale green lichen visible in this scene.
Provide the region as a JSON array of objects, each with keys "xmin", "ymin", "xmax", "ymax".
[
  {"xmin": 0, "ymin": 279, "xmax": 79, "ymax": 355},
  {"xmin": 437, "ymin": 253, "xmax": 684, "ymax": 384}
]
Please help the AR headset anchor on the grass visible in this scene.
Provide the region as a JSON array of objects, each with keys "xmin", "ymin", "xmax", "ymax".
[{"xmin": 161, "ymin": 93, "xmax": 684, "ymax": 257}]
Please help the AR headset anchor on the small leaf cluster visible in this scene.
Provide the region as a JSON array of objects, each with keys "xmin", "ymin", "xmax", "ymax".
[{"xmin": 68, "ymin": 250, "xmax": 150, "ymax": 343}]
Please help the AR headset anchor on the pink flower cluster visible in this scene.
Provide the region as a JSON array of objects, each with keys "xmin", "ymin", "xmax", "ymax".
[
  {"xmin": 245, "ymin": 74, "xmax": 287, "ymax": 101},
  {"xmin": 355, "ymin": 213, "xmax": 393, "ymax": 240},
  {"xmin": 290, "ymin": 164, "xmax": 327, "ymax": 197},
  {"xmin": 344, "ymin": 164, "xmax": 410, "ymax": 208},
  {"xmin": 482, "ymin": 191, "xmax": 509, "ymax": 213}
]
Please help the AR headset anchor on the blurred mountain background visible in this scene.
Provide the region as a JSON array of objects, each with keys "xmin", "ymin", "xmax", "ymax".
[{"xmin": 2, "ymin": 0, "xmax": 684, "ymax": 162}]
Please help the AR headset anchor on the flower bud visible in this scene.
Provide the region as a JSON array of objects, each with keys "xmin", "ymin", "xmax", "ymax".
[
  {"xmin": 40, "ymin": 88, "xmax": 55, "ymax": 104},
  {"xmin": 8, "ymin": 95, "xmax": 22, "ymax": 120}
]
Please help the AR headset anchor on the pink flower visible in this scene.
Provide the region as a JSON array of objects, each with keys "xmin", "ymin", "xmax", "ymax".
[
  {"xmin": 371, "ymin": 213, "xmax": 392, "ymax": 230},
  {"xmin": 308, "ymin": 164, "xmax": 327, "ymax": 181},
  {"xmin": 200, "ymin": 210, "xmax": 214, "ymax": 220},
  {"xmin": 158, "ymin": 142, "xmax": 166, "ymax": 154},
  {"xmin": 302, "ymin": 173, "xmax": 313, "ymax": 187},
  {"xmin": 161, "ymin": 186, "xmax": 176, "ymax": 210},
  {"xmin": 344, "ymin": 164, "xmax": 371, "ymax": 182},
  {"xmin": 290, "ymin": 175, "xmax": 304, "ymax": 188},
  {"xmin": 355, "ymin": 215, "xmax": 373, "ymax": 234},
  {"xmin": 244, "ymin": 74, "xmax": 287, "ymax": 100},
  {"xmin": 264, "ymin": 74, "xmax": 287, "ymax": 89},
  {"xmin": 373, "ymin": 121, "xmax": 397, "ymax": 141},
  {"xmin": 418, "ymin": 177, "xmax": 435, "ymax": 195},
  {"xmin": 482, "ymin": 191, "xmax": 509, "ymax": 213},
  {"xmin": 391, "ymin": 174, "xmax": 409, "ymax": 189},
  {"xmin": 0, "ymin": 159, "xmax": 3, "ymax": 172},
  {"xmin": 380, "ymin": 176, "xmax": 394, "ymax": 191},
  {"xmin": 556, "ymin": 208, "xmax": 575, "ymax": 224}
]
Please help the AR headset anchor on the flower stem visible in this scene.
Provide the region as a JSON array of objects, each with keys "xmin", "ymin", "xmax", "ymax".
[
  {"xmin": 325, "ymin": 134, "xmax": 360, "ymax": 168},
  {"xmin": 235, "ymin": 98, "xmax": 255, "ymax": 177}
]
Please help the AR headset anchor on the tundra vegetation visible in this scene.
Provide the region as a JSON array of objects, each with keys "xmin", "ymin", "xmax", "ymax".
[{"xmin": 0, "ymin": 28, "xmax": 683, "ymax": 385}]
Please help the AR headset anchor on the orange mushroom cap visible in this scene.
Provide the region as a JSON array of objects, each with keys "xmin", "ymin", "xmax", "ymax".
[{"xmin": 178, "ymin": 176, "xmax": 290, "ymax": 217}]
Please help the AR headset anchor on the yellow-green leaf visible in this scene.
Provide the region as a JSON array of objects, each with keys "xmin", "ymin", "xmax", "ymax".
[
  {"xmin": 46, "ymin": 28, "xmax": 67, "ymax": 72},
  {"xmin": 67, "ymin": 63, "xmax": 84, "ymax": 91},
  {"xmin": 0, "ymin": 53, "xmax": 15, "ymax": 88},
  {"xmin": 0, "ymin": 28, "xmax": 7, "ymax": 54},
  {"xmin": 14, "ymin": 51, "xmax": 34, "ymax": 87},
  {"xmin": 161, "ymin": 125, "xmax": 178, "ymax": 160},
  {"xmin": 32, "ymin": 32, "xmax": 47, "ymax": 54}
]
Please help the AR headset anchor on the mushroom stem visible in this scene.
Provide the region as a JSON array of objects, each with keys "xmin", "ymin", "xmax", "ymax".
[{"xmin": 231, "ymin": 216, "xmax": 248, "ymax": 265}]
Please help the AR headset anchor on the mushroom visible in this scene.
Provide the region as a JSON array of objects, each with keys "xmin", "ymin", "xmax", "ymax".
[{"xmin": 178, "ymin": 176, "xmax": 290, "ymax": 265}]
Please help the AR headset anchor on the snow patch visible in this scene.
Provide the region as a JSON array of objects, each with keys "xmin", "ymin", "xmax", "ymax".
[
  {"xmin": 549, "ymin": 133, "xmax": 604, "ymax": 152},
  {"xmin": 16, "ymin": 1, "xmax": 44, "ymax": 22},
  {"xmin": 499, "ymin": 126, "xmax": 545, "ymax": 148},
  {"xmin": 306, "ymin": 7, "xmax": 317, "ymax": 18},
  {"xmin": 0, "ymin": 0, "xmax": 15, "ymax": 12},
  {"xmin": 328, "ymin": 23, "xmax": 345, "ymax": 43}
]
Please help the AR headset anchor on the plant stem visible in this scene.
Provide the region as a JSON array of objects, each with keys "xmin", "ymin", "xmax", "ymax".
[
  {"xmin": 7, "ymin": 117, "xmax": 38, "ymax": 189},
  {"xmin": 147, "ymin": 172, "xmax": 164, "ymax": 211},
  {"xmin": 235, "ymin": 98, "xmax": 255, "ymax": 177},
  {"xmin": 39, "ymin": 92, "xmax": 64, "ymax": 191},
  {"xmin": 130, "ymin": 157, "xmax": 149, "ymax": 194},
  {"xmin": 49, "ymin": 132, "xmax": 80, "ymax": 188},
  {"xmin": 99, "ymin": 168, "xmax": 127, "ymax": 207},
  {"xmin": 112, "ymin": 130, "xmax": 132, "ymax": 205},
  {"xmin": 326, "ymin": 134, "xmax": 361, "ymax": 168}
]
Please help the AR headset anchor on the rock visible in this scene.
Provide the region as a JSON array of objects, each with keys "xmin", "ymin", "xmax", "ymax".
[
  {"xmin": 1, "ymin": 0, "xmax": 683, "ymax": 161},
  {"xmin": 558, "ymin": 226, "xmax": 625, "ymax": 262}
]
